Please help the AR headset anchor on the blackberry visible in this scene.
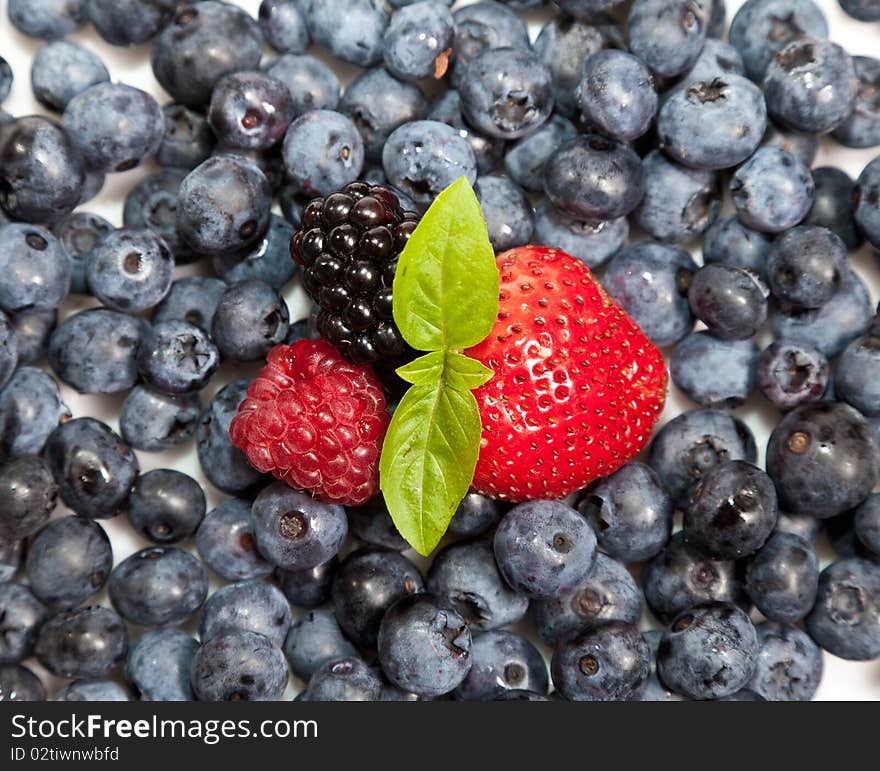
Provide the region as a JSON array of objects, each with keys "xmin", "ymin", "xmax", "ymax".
[{"xmin": 291, "ymin": 182, "xmax": 418, "ymax": 367}]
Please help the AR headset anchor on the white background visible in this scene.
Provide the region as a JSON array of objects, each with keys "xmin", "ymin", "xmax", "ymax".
[{"xmin": 1, "ymin": 0, "xmax": 879, "ymax": 700}]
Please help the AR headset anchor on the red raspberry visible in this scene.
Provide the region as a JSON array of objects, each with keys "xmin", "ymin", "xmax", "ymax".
[{"xmin": 229, "ymin": 340, "xmax": 390, "ymax": 506}]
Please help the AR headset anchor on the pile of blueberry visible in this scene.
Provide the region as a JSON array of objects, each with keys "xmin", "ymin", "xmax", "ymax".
[{"xmin": 0, "ymin": 0, "xmax": 879, "ymax": 703}]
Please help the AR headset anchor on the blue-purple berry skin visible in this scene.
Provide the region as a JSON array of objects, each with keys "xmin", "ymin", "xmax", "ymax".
[
  {"xmin": 125, "ymin": 628, "xmax": 199, "ymax": 702},
  {"xmin": 31, "ymin": 40, "xmax": 109, "ymax": 112},
  {"xmin": 627, "ymin": 0, "xmax": 712, "ymax": 78},
  {"xmin": 505, "ymin": 115, "xmax": 577, "ymax": 192},
  {"xmin": 383, "ymin": 1, "xmax": 455, "ymax": 82},
  {"xmin": 259, "ymin": 0, "xmax": 310, "ymax": 54},
  {"xmin": 832, "ymin": 56, "xmax": 880, "ymax": 148},
  {"xmin": 855, "ymin": 156, "xmax": 880, "ymax": 249},
  {"xmin": 748, "ymin": 622, "xmax": 823, "ymax": 701},
  {"xmin": 745, "ymin": 531, "xmax": 819, "ymax": 623},
  {"xmin": 454, "ymin": 630, "xmax": 548, "ymax": 701},
  {"xmin": 757, "ymin": 340, "xmax": 829, "ymax": 410},
  {"xmin": 190, "ymin": 630, "xmax": 288, "ymax": 702},
  {"xmin": 197, "ymin": 498, "xmax": 274, "ymax": 582},
  {"xmin": 264, "ymin": 54, "xmax": 341, "ymax": 117},
  {"xmin": 305, "ymin": 0, "xmax": 390, "ymax": 67},
  {"xmin": 534, "ymin": 202, "xmax": 628, "ymax": 271}
]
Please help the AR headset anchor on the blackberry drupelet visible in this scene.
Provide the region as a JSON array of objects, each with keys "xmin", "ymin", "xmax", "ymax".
[{"xmin": 291, "ymin": 182, "xmax": 418, "ymax": 367}]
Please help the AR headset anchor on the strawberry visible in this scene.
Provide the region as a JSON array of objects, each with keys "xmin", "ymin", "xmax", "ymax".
[{"xmin": 464, "ymin": 246, "xmax": 668, "ymax": 501}]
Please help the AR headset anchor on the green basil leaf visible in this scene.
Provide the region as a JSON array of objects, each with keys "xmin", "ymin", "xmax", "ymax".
[
  {"xmin": 444, "ymin": 352, "xmax": 494, "ymax": 391},
  {"xmin": 392, "ymin": 176, "xmax": 499, "ymax": 351},
  {"xmin": 379, "ymin": 380, "xmax": 482, "ymax": 556},
  {"xmin": 396, "ymin": 351, "xmax": 445, "ymax": 386}
]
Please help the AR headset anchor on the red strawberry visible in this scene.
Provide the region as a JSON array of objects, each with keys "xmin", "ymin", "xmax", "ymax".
[
  {"xmin": 229, "ymin": 339, "xmax": 390, "ymax": 506},
  {"xmin": 465, "ymin": 246, "xmax": 667, "ymax": 501}
]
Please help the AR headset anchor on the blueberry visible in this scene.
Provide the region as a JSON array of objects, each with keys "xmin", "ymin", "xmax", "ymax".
[
  {"xmin": 278, "ymin": 557, "xmax": 338, "ymax": 609},
  {"xmin": 744, "ymin": 531, "xmax": 819, "ymax": 624},
  {"xmin": 177, "ymin": 156, "xmax": 272, "ymax": 255},
  {"xmin": 767, "ymin": 401, "xmax": 880, "ymax": 519},
  {"xmin": 756, "ymin": 340, "xmax": 829, "ymax": 410},
  {"xmin": 0, "ymin": 316, "xmax": 16, "ymax": 393},
  {"xmin": 771, "ymin": 271, "xmax": 874, "ymax": 358},
  {"xmin": 688, "ymin": 264, "xmax": 768, "ymax": 342},
  {"xmin": 259, "ymin": 0, "xmax": 309, "ymax": 54},
  {"xmin": 763, "ymin": 38, "xmax": 856, "ymax": 134},
  {"xmin": 0, "ymin": 456, "xmax": 57, "ymax": 541},
  {"xmin": 126, "ymin": 468, "xmax": 205, "ymax": 545},
  {"xmin": 454, "ymin": 630, "xmax": 548, "ymax": 701},
  {"xmin": 0, "ymin": 583, "xmax": 47, "ymax": 664},
  {"xmin": 120, "ymin": 386, "xmax": 201, "ymax": 453},
  {"xmin": 427, "ymin": 89, "xmax": 505, "ymax": 175},
  {"xmin": 0, "ymin": 58, "xmax": 9, "ymax": 104},
  {"xmin": 533, "ymin": 202, "xmax": 628, "ymax": 271},
  {"xmin": 806, "ymin": 557, "xmax": 880, "ymax": 660},
  {"xmin": 644, "ymin": 532, "xmax": 749, "ymax": 624},
  {"xmin": 382, "ymin": 120, "xmax": 477, "ymax": 206},
  {"xmin": 838, "ymin": 0, "xmax": 880, "ymax": 19},
  {"xmin": 451, "ymin": 1, "xmax": 531, "ymax": 89},
  {"xmin": 123, "ymin": 168, "xmax": 195, "ymax": 264},
  {"xmin": 55, "ymin": 679, "xmax": 129, "ymax": 701},
  {"xmin": 552, "ymin": 621, "xmax": 649, "ymax": 702},
  {"xmin": 197, "ymin": 498, "xmax": 273, "ymax": 582},
  {"xmin": 251, "ymin": 482, "xmax": 348, "ymax": 571},
  {"xmin": 283, "ymin": 609, "xmax": 358, "ymax": 681},
  {"xmin": 0, "ymin": 367, "xmax": 70, "ymax": 457},
  {"xmin": 729, "ymin": 146, "xmax": 814, "ymax": 234},
  {"xmin": 449, "ymin": 493, "xmax": 502, "ymax": 538},
  {"xmin": 7, "ymin": 0, "xmax": 86, "ymax": 40},
  {"xmin": 86, "ymin": 0, "xmax": 171, "ymax": 45},
  {"xmin": 702, "ymin": 216, "xmax": 772, "ymax": 278},
  {"xmin": 0, "ymin": 224, "xmax": 70, "ymax": 314},
  {"xmin": 804, "ymin": 167, "xmax": 863, "ymax": 251},
  {"xmin": 332, "ymin": 548, "xmax": 423, "ymax": 649},
  {"xmin": 190, "ymin": 629, "xmax": 288, "ymax": 702},
  {"xmin": 657, "ymin": 603, "xmax": 758, "ymax": 700},
  {"xmin": 8, "ymin": 309, "xmax": 56, "ymax": 365},
  {"xmin": 125, "ymin": 628, "xmax": 199, "ymax": 702},
  {"xmin": 153, "ymin": 276, "xmax": 227, "ymax": 330},
  {"xmin": 670, "ymin": 333, "xmax": 759, "ymax": 409},
  {"xmin": 681, "ymin": 38, "xmax": 746, "ymax": 84},
  {"xmin": 0, "ymin": 537, "xmax": 22, "ymax": 583},
  {"xmin": 748, "ymin": 622, "xmax": 823, "ymax": 701},
  {"xmin": 282, "ymin": 110, "xmax": 364, "ymax": 198},
  {"xmin": 197, "ymin": 379, "xmax": 268, "ymax": 495},
  {"xmin": 157, "ymin": 104, "xmax": 215, "ymax": 169},
  {"xmin": 504, "ymin": 115, "xmax": 576, "ymax": 192},
  {"xmin": 636, "ymin": 150, "xmax": 720, "ymax": 243},
  {"xmin": 775, "ymin": 510, "xmax": 822, "ymax": 541},
  {"xmin": 427, "ymin": 538, "xmax": 529, "ymax": 631},
  {"xmin": 761, "ymin": 121, "xmax": 819, "ymax": 165},
  {"xmin": 0, "ymin": 664, "xmax": 45, "ymax": 701},
  {"xmin": 110, "ymin": 546, "xmax": 208, "ymax": 627},
  {"xmin": 603, "ymin": 241, "xmax": 697, "ymax": 348},
  {"xmin": 151, "ymin": 2, "xmax": 264, "ymax": 107},
  {"xmin": 36, "ymin": 605, "xmax": 127, "ymax": 679},
  {"xmin": 533, "ymin": 553, "xmax": 643, "ymax": 646},
  {"xmin": 346, "ymin": 496, "xmax": 409, "ymax": 551},
  {"xmin": 378, "ymin": 593, "xmax": 472, "ymax": 698},
  {"xmin": 340, "ymin": 68, "xmax": 427, "ymax": 163},
  {"xmin": 576, "ymin": 50, "xmax": 656, "ymax": 143},
  {"xmin": 473, "ymin": 176, "xmax": 534, "ymax": 252},
  {"xmin": 45, "ymin": 417, "xmax": 138, "ymax": 521},
  {"xmin": 301, "ymin": 656, "xmax": 383, "ymax": 701},
  {"xmin": 383, "ymin": 1, "xmax": 455, "ymax": 82},
  {"xmin": 62, "ymin": 82, "xmax": 164, "ymax": 173},
  {"xmin": 211, "ymin": 279, "xmax": 289, "ymax": 362},
  {"xmin": 627, "ymin": 0, "xmax": 711, "ymax": 78},
  {"xmin": 659, "ymin": 76, "xmax": 767, "ymax": 171},
  {"xmin": 305, "ymin": 0, "xmax": 389, "ymax": 67},
  {"xmin": 208, "ymin": 71, "xmax": 295, "ymax": 152},
  {"xmin": 545, "ymin": 135, "xmax": 643, "ymax": 221},
  {"xmin": 52, "ymin": 211, "xmax": 114, "ymax": 294},
  {"xmin": 30, "ymin": 40, "xmax": 109, "ymax": 112},
  {"xmin": 137, "ymin": 320, "xmax": 220, "ymax": 396},
  {"xmin": 213, "ymin": 216, "xmax": 298, "ymax": 290},
  {"xmin": 263, "ymin": 54, "xmax": 341, "ymax": 117},
  {"xmin": 855, "ymin": 156, "xmax": 880, "ymax": 249},
  {"xmin": 577, "ymin": 462, "xmax": 673, "ymax": 562},
  {"xmin": 832, "ymin": 56, "xmax": 880, "ymax": 148},
  {"xmin": 0, "ymin": 116, "xmax": 85, "ymax": 223},
  {"xmin": 458, "ymin": 47, "xmax": 555, "ymax": 142},
  {"xmin": 854, "ymin": 494, "xmax": 880, "ymax": 557},
  {"xmin": 728, "ymin": 0, "xmax": 829, "ymax": 80},
  {"xmin": 25, "ymin": 516, "xmax": 112, "ymax": 610},
  {"xmin": 200, "ymin": 580, "xmax": 291, "ymax": 647},
  {"xmin": 494, "ymin": 500, "xmax": 597, "ymax": 600},
  {"xmin": 835, "ymin": 332, "xmax": 880, "ymax": 417}
]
